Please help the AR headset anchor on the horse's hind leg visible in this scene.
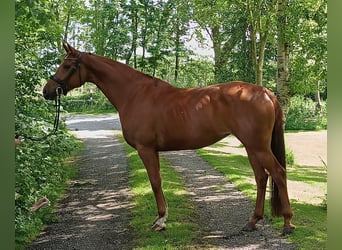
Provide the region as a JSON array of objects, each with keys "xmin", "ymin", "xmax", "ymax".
[
  {"xmin": 243, "ymin": 148, "xmax": 269, "ymax": 231},
  {"xmin": 248, "ymin": 149, "xmax": 295, "ymax": 233},
  {"xmin": 137, "ymin": 146, "xmax": 168, "ymax": 231}
]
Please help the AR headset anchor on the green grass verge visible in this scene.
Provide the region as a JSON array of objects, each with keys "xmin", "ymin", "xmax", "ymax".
[
  {"xmin": 118, "ymin": 134, "xmax": 198, "ymax": 249},
  {"xmin": 197, "ymin": 149, "xmax": 327, "ymax": 250}
]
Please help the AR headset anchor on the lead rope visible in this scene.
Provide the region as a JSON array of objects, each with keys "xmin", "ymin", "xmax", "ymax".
[{"xmin": 16, "ymin": 87, "xmax": 63, "ymax": 142}]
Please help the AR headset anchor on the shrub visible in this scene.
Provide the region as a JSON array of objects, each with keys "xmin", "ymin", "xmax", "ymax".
[
  {"xmin": 15, "ymin": 122, "xmax": 81, "ymax": 249},
  {"xmin": 286, "ymin": 147, "xmax": 295, "ymax": 166},
  {"xmin": 63, "ymin": 89, "xmax": 115, "ymax": 113},
  {"xmin": 285, "ymin": 96, "xmax": 327, "ymax": 130}
]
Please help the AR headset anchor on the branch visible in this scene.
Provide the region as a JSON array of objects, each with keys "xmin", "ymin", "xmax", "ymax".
[{"xmin": 29, "ymin": 197, "xmax": 50, "ymax": 212}]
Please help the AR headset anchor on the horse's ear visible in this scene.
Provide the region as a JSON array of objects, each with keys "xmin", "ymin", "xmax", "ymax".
[
  {"xmin": 63, "ymin": 42, "xmax": 70, "ymax": 53},
  {"xmin": 63, "ymin": 42, "xmax": 76, "ymax": 54}
]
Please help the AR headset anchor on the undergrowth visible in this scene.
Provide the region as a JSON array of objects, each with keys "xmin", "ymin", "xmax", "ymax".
[
  {"xmin": 286, "ymin": 96, "xmax": 327, "ymax": 130},
  {"xmin": 15, "ymin": 130, "xmax": 82, "ymax": 250}
]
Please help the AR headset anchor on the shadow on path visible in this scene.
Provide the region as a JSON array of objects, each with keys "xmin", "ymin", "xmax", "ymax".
[
  {"xmin": 27, "ymin": 114, "xmax": 132, "ymax": 250},
  {"xmin": 163, "ymin": 150, "xmax": 296, "ymax": 249}
]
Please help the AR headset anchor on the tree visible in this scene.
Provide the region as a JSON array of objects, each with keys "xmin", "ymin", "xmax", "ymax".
[
  {"xmin": 85, "ymin": 0, "xmax": 131, "ymax": 58},
  {"xmin": 190, "ymin": 0, "xmax": 236, "ymax": 83},
  {"xmin": 190, "ymin": 0, "xmax": 277, "ymax": 86},
  {"xmin": 288, "ymin": 0, "xmax": 327, "ymax": 100},
  {"xmin": 246, "ymin": 0, "xmax": 277, "ymax": 86},
  {"xmin": 26, "ymin": 0, "xmax": 326, "ymax": 98},
  {"xmin": 148, "ymin": 0, "xmax": 174, "ymax": 76},
  {"xmin": 169, "ymin": 1, "xmax": 190, "ymax": 83},
  {"xmin": 126, "ymin": 0, "xmax": 140, "ymax": 67},
  {"xmin": 276, "ymin": 0, "xmax": 291, "ymax": 115}
]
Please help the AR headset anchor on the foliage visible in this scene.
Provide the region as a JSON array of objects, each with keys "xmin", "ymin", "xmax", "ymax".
[
  {"xmin": 74, "ymin": 0, "xmax": 194, "ymax": 82},
  {"xmin": 286, "ymin": 147, "xmax": 295, "ymax": 166},
  {"xmin": 15, "ymin": 133, "xmax": 81, "ymax": 249},
  {"xmin": 175, "ymin": 57, "xmax": 215, "ymax": 87},
  {"xmin": 34, "ymin": 0, "xmax": 327, "ymax": 99},
  {"xmin": 15, "ymin": 0, "xmax": 82, "ymax": 248},
  {"xmin": 285, "ymin": 95, "xmax": 327, "ymax": 130},
  {"xmin": 288, "ymin": 0, "xmax": 327, "ymax": 97},
  {"xmin": 189, "ymin": 0, "xmax": 326, "ymax": 98},
  {"xmin": 62, "ymin": 85, "xmax": 115, "ymax": 114}
]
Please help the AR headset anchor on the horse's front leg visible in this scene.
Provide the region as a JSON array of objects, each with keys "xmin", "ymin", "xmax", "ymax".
[{"xmin": 137, "ymin": 146, "xmax": 168, "ymax": 231}]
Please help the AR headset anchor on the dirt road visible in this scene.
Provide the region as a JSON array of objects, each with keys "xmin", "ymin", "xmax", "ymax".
[
  {"xmin": 27, "ymin": 114, "xmax": 305, "ymax": 249},
  {"xmin": 206, "ymin": 131, "xmax": 327, "ymax": 167},
  {"xmin": 28, "ymin": 114, "xmax": 133, "ymax": 250}
]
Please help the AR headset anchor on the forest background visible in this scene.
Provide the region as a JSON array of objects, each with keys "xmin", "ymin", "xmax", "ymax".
[{"xmin": 14, "ymin": 0, "xmax": 327, "ymax": 248}]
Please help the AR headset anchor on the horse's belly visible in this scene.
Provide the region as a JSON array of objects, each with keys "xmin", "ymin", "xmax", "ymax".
[{"xmin": 157, "ymin": 129, "xmax": 230, "ymax": 151}]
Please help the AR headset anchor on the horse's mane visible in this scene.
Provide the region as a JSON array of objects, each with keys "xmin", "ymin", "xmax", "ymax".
[{"xmin": 95, "ymin": 54, "xmax": 156, "ymax": 81}]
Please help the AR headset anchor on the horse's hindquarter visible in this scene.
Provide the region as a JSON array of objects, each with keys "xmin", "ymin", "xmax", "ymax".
[{"xmin": 220, "ymin": 82, "xmax": 276, "ymax": 149}]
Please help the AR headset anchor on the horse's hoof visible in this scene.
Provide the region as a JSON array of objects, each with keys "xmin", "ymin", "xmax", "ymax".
[
  {"xmin": 152, "ymin": 221, "xmax": 166, "ymax": 231},
  {"xmin": 242, "ymin": 222, "xmax": 257, "ymax": 232},
  {"xmin": 282, "ymin": 225, "xmax": 295, "ymax": 235},
  {"xmin": 151, "ymin": 215, "xmax": 167, "ymax": 231}
]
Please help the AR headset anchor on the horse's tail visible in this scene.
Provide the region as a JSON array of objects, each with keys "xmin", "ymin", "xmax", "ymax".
[{"xmin": 268, "ymin": 90, "xmax": 286, "ymax": 217}]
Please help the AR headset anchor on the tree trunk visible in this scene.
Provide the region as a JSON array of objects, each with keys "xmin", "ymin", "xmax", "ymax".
[
  {"xmin": 174, "ymin": 22, "xmax": 180, "ymax": 83},
  {"xmin": 277, "ymin": 0, "xmax": 291, "ymax": 119},
  {"xmin": 140, "ymin": 19, "xmax": 147, "ymax": 70},
  {"xmin": 248, "ymin": 6, "xmax": 258, "ymax": 85},
  {"xmin": 63, "ymin": 5, "xmax": 71, "ymax": 42},
  {"xmin": 256, "ymin": 30, "xmax": 268, "ymax": 86},
  {"xmin": 131, "ymin": 8, "xmax": 138, "ymax": 68},
  {"xmin": 315, "ymin": 81, "xmax": 323, "ymax": 112},
  {"xmin": 247, "ymin": 0, "xmax": 274, "ymax": 86},
  {"xmin": 211, "ymin": 25, "xmax": 224, "ymax": 83},
  {"xmin": 93, "ymin": 0, "xmax": 105, "ymax": 56},
  {"xmin": 250, "ymin": 34, "xmax": 258, "ymax": 84}
]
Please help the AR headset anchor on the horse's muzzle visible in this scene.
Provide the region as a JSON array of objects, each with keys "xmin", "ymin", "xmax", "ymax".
[
  {"xmin": 43, "ymin": 83, "xmax": 65, "ymax": 100},
  {"xmin": 43, "ymin": 88, "xmax": 54, "ymax": 100}
]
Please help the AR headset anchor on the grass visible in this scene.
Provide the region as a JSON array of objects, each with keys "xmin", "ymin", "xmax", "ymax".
[
  {"xmin": 197, "ymin": 148, "xmax": 327, "ymax": 250},
  {"xmin": 286, "ymin": 165, "xmax": 327, "ymax": 184},
  {"xmin": 118, "ymin": 134, "xmax": 198, "ymax": 249}
]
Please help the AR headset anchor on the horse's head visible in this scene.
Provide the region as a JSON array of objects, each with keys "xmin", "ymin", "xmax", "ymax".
[{"xmin": 43, "ymin": 43, "xmax": 85, "ymax": 100}]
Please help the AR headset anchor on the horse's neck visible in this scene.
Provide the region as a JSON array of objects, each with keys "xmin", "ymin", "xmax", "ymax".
[{"xmin": 84, "ymin": 54, "xmax": 149, "ymax": 111}]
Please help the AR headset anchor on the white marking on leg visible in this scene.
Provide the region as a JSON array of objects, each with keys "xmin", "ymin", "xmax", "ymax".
[{"xmin": 152, "ymin": 208, "xmax": 168, "ymax": 231}]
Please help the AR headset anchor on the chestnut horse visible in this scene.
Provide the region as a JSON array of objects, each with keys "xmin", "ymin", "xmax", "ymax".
[{"xmin": 43, "ymin": 43, "xmax": 295, "ymax": 234}]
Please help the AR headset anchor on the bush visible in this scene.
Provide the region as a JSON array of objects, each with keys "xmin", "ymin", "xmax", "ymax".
[
  {"xmin": 285, "ymin": 96, "xmax": 327, "ymax": 130},
  {"xmin": 15, "ymin": 122, "xmax": 81, "ymax": 249},
  {"xmin": 286, "ymin": 147, "xmax": 295, "ymax": 166},
  {"xmin": 15, "ymin": 93, "xmax": 82, "ymax": 249},
  {"xmin": 63, "ymin": 89, "xmax": 115, "ymax": 113}
]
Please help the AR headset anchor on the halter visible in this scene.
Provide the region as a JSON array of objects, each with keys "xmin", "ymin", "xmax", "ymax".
[
  {"xmin": 16, "ymin": 52, "xmax": 83, "ymax": 142},
  {"xmin": 16, "ymin": 88, "xmax": 62, "ymax": 141},
  {"xmin": 49, "ymin": 52, "xmax": 83, "ymax": 94}
]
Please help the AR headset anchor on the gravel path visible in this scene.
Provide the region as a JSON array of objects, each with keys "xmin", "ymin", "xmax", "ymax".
[
  {"xmin": 28, "ymin": 114, "xmax": 298, "ymax": 249},
  {"xmin": 163, "ymin": 151, "xmax": 295, "ymax": 249},
  {"xmin": 27, "ymin": 114, "xmax": 133, "ymax": 250}
]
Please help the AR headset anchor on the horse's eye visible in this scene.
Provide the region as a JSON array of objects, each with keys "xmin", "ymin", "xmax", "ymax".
[{"xmin": 63, "ymin": 64, "xmax": 71, "ymax": 70}]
